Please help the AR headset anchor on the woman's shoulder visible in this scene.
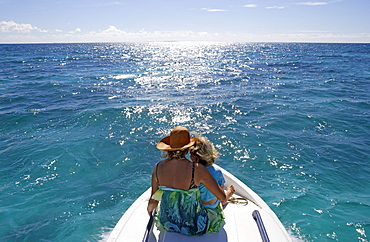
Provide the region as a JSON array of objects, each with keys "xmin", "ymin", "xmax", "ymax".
[
  {"xmin": 194, "ymin": 162, "xmax": 209, "ymax": 174},
  {"xmin": 154, "ymin": 160, "xmax": 162, "ymax": 169},
  {"xmin": 194, "ymin": 161, "xmax": 205, "ymax": 169}
]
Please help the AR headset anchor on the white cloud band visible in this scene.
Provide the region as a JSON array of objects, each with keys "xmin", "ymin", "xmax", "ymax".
[
  {"xmin": 1, "ymin": 21, "xmax": 369, "ymax": 43},
  {"xmin": 0, "ymin": 20, "xmax": 47, "ymax": 33}
]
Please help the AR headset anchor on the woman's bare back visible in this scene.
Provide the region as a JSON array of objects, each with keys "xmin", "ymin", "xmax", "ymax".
[{"xmin": 155, "ymin": 158, "xmax": 195, "ymax": 190}]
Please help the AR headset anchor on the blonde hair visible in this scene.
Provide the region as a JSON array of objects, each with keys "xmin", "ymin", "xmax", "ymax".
[
  {"xmin": 190, "ymin": 133, "xmax": 219, "ymax": 166},
  {"xmin": 161, "ymin": 150, "xmax": 188, "ymax": 160}
]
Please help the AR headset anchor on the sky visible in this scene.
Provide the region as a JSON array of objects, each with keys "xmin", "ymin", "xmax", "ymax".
[{"xmin": 0, "ymin": 0, "xmax": 369, "ymax": 43}]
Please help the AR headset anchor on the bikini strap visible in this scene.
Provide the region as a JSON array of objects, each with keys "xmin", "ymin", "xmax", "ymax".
[
  {"xmin": 155, "ymin": 162, "xmax": 160, "ymax": 186},
  {"xmin": 156, "ymin": 161, "xmax": 196, "ymax": 189},
  {"xmin": 189, "ymin": 162, "xmax": 197, "ymax": 189}
]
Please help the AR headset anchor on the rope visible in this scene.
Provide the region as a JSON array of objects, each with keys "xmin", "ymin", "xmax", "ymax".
[{"xmin": 228, "ymin": 196, "xmax": 248, "ymax": 205}]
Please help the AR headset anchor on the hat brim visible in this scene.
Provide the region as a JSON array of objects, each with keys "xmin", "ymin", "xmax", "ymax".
[{"xmin": 156, "ymin": 136, "xmax": 196, "ymax": 151}]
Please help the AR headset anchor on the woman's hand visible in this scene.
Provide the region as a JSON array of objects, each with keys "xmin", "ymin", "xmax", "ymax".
[
  {"xmin": 147, "ymin": 199, "xmax": 158, "ymax": 216},
  {"xmin": 223, "ymin": 185, "xmax": 235, "ymax": 205},
  {"xmin": 226, "ymin": 185, "xmax": 235, "ymax": 197}
]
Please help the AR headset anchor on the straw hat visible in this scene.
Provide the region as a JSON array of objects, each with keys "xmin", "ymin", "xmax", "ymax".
[{"xmin": 157, "ymin": 126, "xmax": 196, "ymax": 151}]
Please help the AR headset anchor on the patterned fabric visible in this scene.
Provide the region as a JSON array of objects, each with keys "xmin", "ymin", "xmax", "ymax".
[
  {"xmin": 152, "ymin": 186, "xmax": 209, "ymax": 235},
  {"xmin": 205, "ymin": 202, "xmax": 225, "ymax": 233}
]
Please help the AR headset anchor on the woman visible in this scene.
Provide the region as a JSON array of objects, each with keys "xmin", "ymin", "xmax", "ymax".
[
  {"xmin": 189, "ymin": 133, "xmax": 227, "ymax": 233},
  {"xmin": 147, "ymin": 126, "xmax": 234, "ymax": 235}
]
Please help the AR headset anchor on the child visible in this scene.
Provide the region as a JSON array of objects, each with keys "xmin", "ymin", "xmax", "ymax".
[{"xmin": 190, "ymin": 133, "xmax": 232, "ymax": 233}]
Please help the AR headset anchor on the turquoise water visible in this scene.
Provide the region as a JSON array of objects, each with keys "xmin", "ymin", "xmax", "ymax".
[{"xmin": 1, "ymin": 42, "xmax": 369, "ymax": 241}]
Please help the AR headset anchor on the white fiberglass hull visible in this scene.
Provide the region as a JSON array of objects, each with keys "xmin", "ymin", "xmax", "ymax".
[{"xmin": 107, "ymin": 165, "xmax": 292, "ymax": 242}]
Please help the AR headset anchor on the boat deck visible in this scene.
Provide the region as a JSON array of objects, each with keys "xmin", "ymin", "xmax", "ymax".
[
  {"xmin": 149, "ymin": 194, "xmax": 263, "ymax": 241},
  {"xmin": 108, "ymin": 165, "xmax": 292, "ymax": 242},
  {"xmin": 109, "ymin": 189, "xmax": 289, "ymax": 242}
]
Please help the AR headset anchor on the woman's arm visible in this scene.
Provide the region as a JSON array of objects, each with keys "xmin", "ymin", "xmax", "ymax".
[{"xmin": 147, "ymin": 164, "xmax": 159, "ymax": 215}]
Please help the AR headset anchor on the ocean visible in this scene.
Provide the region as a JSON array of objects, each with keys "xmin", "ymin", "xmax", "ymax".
[{"xmin": 0, "ymin": 42, "xmax": 369, "ymax": 241}]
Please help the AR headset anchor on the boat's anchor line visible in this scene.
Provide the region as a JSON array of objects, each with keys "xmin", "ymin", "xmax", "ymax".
[
  {"xmin": 228, "ymin": 195, "xmax": 263, "ymax": 209},
  {"xmin": 228, "ymin": 196, "xmax": 248, "ymax": 205}
]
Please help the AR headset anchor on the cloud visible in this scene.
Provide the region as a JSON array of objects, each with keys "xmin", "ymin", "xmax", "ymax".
[
  {"xmin": 297, "ymin": 30, "xmax": 330, "ymax": 33},
  {"xmin": 243, "ymin": 4, "xmax": 257, "ymax": 8},
  {"xmin": 68, "ymin": 28, "xmax": 82, "ymax": 34},
  {"xmin": 101, "ymin": 25, "xmax": 126, "ymax": 34},
  {"xmin": 266, "ymin": 6, "xmax": 287, "ymax": 9},
  {"xmin": 107, "ymin": 1, "xmax": 123, "ymax": 5},
  {"xmin": 295, "ymin": 1, "xmax": 329, "ymax": 6},
  {"xmin": 202, "ymin": 8, "xmax": 227, "ymax": 12},
  {"xmin": 265, "ymin": 1, "xmax": 332, "ymax": 9},
  {"xmin": 0, "ymin": 20, "xmax": 47, "ymax": 33},
  {"xmin": 93, "ymin": 1, "xmax": 124, "ymax": 7},
  {"xmin": 1, "ymin": 23, "xmax": 370, "ymax": 44}
]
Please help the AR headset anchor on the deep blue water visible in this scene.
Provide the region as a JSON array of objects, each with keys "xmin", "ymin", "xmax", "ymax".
[{"xmin": 1, "ymin": 42, "xmax": 369, "ymax": 241}]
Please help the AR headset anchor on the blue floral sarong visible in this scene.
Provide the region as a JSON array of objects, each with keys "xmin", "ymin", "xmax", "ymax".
[{"xmin": 152, "ymin": 186, "xmax": 209, "ymax": 235}]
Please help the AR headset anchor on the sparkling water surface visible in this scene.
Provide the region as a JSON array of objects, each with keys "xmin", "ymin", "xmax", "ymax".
[{"xmin": 1, "ymin": 42, "xmax": 369, "ymax": 241}]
